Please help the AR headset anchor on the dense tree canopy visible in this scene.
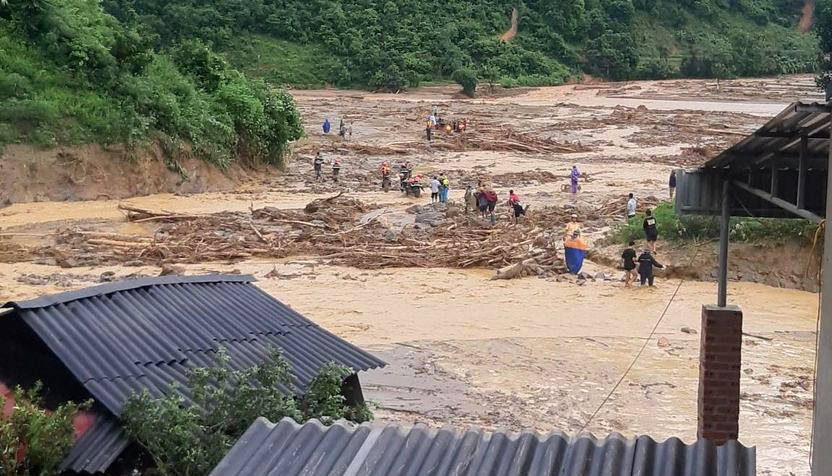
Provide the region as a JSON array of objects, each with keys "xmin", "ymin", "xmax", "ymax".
[
  {"xmin": 0, "ymin": 0, "xmax": 821, "ymax": 155},
  {"xmin": 0, "ymin": 0, "xmax": 303, "ymax": 166},
  {"xmin": 104, "ymin": 0, "xmax": 818, "ymax": 90}
]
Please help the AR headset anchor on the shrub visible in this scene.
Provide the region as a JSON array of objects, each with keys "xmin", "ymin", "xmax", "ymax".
[
  {"xmin": 0, "ymin": 383, "xmax": 91, "ymax": 476},
  {"xmin": 452, "ymin": 67, "xmax": 478, "ymax": 97},
  {"xmin": 122, "ymin": 349, "xmax": 371, "ymax": 476},
  {"xmin": 608, "ymin": 202, "xmax": 817, "ymax": 244}
]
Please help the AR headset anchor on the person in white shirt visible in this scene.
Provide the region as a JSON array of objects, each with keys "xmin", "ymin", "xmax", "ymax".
[
  {"xmin": 626, "ymin": 193, "xmax": 637, "ymax": 220},
  {"xmin": 430, "ymin": 176, "xmax": 440, "ymax": 203}
]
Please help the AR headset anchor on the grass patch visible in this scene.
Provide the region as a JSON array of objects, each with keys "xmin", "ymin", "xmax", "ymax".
[
  {"xmin": 223, "ymin": 35, "xmax": 346, "ymax": 89},
  {"xmin": 609, "ymin": 203, "xmax": 818, "ymax": 245}
]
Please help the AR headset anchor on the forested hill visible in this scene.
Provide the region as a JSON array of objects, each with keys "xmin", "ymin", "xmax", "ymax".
[
  {"xmin": 0, "ymin": 0, "xmax": 822, "ymax": 157},
  {"xmin": 107, "ymin": 0, "xmax": 818, "ymax": 90}
]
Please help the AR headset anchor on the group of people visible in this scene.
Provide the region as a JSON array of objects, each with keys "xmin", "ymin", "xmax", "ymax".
[
  {"xmin": 425, "ymin": 108, "xmax": 468, "ymax": 142},
  {"xmin": 618, "ymin": 170, "xmax": 677, "ymax": 287},
  {"xmin": 430, "ymin": 175, "xmax": 451, "ymax": 203},
  {"xmin": 322, "ymin": 118, "xmax": 353, "ymax": 139},
  {"xmin": 313, "ymin": 152, "xmax": 341, "ymax": 182}
]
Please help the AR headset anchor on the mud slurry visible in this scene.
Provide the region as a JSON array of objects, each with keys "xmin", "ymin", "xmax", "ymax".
[{"xmin": 0, "ymin": 75, "xmax": 824, "ymax": 475}]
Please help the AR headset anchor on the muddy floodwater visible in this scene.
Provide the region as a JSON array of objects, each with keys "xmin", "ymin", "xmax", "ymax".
[{"xmin": 0, "ymin": 75, "xmax": 824, "ymax": 475}]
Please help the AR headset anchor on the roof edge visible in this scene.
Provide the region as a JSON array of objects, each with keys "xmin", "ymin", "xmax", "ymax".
[
  {"xmin": 4, "ymin": 274, "xmax": 256, "ymax": 310},
  {"xmin": 262, "ymin": 417, "xmax": 756, "ymax": 450}
]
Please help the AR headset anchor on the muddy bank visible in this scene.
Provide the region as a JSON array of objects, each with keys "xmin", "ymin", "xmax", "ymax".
[
  {"xmin": 591, "ymin": 239, "xmax": 821, "ymax": 292},
  {"xmin": 0, "ymin": 144, "xmax": 257, "ymax": 205}
]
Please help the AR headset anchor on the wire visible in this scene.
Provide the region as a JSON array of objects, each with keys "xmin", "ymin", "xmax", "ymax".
[{"xmin": 578, "ymin": 244, "xmax": 703, "ymax": 434}]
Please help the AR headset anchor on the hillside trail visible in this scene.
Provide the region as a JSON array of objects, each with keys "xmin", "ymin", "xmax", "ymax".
[{"xmin": 0, "ymin": 75, "xmax": 824, "ymax": 475}]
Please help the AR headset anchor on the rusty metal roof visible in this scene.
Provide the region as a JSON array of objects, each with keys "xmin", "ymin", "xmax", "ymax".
[
  {"xmin": 209, "ymin": 417, "xmax": 756, "ymax": 476},
  {"xmin": 1, "ymin": 275, "xmax": 385, "ymax": 474}
]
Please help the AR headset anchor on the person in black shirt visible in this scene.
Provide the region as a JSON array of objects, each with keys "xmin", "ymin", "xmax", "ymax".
[
  {"xmin": 643, "ymin": 209, "xmax": 658, "ymax": 252},
  {"xmin": 669, "ymin": 170, "xmax": 677, "ymax": 200},
  {"xmin": 638, "ymin": 250, "xmax": 664, "ymax": 287},
  {"xmin": 622, "ymin": 241, "xmax": 638, "ymax": 287}
]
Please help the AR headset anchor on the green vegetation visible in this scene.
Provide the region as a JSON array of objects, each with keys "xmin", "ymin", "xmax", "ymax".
[
  {"xmin": 610, "ymin": 203, "xmax": 819, "ymax": 244},
  {"xmin": 100, "ymin": 0, "xmax": 817, "ymax": 92},
  {"xmin": 122, "ymin": 349, "xmax": 371, "ymax": 476},
  {"xmin": 816, "ymin": 0, "xmax": 832, "ymax": 89},
  {"xmin": 0, "ymin": 1, "xmax": 302, "ymax": 166},
  {"xmin": 0, "ymin": 0, "xmax": 821, "ymax": 154},
  {"xmin": 0, "ymin": 383, "xmax": 91, "ymax": 476}
]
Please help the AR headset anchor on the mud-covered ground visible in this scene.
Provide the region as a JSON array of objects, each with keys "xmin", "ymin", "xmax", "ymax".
[{"xmin": 0, "ymin": 74, "xmax": 824, "ymax": 475}]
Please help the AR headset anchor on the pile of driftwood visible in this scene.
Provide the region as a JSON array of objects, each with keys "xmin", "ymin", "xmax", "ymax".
[
  {"xmin": 593, "ymin": 195, "xmax": 663, "ymax": 220},
  {"xmin": 43, "ymin": 195, "xmax": 570, "ymax": 277},
  {"xmin": 429, "ymin": 124, "xmax": 590, "ymax": 154}
]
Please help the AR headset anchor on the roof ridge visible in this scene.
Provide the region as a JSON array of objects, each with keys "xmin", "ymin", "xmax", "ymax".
[{"xmin": 4, "ymin": 274, "xmax": 256, "ymax": 310}]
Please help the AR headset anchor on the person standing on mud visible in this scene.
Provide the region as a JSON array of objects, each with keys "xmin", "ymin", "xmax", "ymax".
[
  {"xmin": 669, "ymin": 170, "xmax": 677, "ymax": 200},
  {"xmin": 426, "ymin": 117, "xmax": 433, "ymax": 142},
  {"xmin": 637, "ymin": 249, "xmax": 664, "ymax": 287},
  {"xmin": 440, "ymin": 175, "xmax": 450, "ymax": 203},
  {"xmin": 570, "ymin": 165, "xmax": 580, "ymax": 195},
  {"xmin": 331, "ymin": 157, "xmax": 341, "ymax": 183},
  {"xmin": 643, "ymin": 209, "xmax": 658, "ymax": 252},
  {"xmin": 508, "ymin": 189, "xmax": 527, "ymax": 224},
  {"xmin": 565, "ymin": 213, "xmax": 581, "ymax": 240},
  {"xmin": 323, "ymin": 118, "xmax": 331, "ymax": 134},
  {"xmin": 622, "ymin": 241, "xmax": 638, "ymax": 287},
  {"xmin": 313, "ymin": 152, "xmax": 324, "ymax": 181},
  {"xmin": 485, "ymin": 189, "xmax": 498, "ymax": 224},
  {"xmin": 464, "ymin": 185, "xmax": 477, "ymax": 214},
  {"xmin": 477, "ymin": 188, "xmax": 489, "ymax": 218},
  {"xmin": 430, "ymin": 176, "xmax": 440, "ymax": 203},
  {"xmin": 627, "ymin": 193, "xmax": 637, "ymax": 221}
]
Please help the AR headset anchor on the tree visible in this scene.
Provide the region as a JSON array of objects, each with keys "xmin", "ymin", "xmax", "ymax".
[
  {"xmin": 816, "ymin": 0, "xmax": 832, "ymax": 91},
  {"xmin": 0, "ymin": 383, "xmax": 91, "ymax": 476},
  {"xmin": 122, "ymin": 349, "xmax": 371, "ymax": 476},
  {"xmin": 584, "ymin": 31, "xmax": 639, "ymax": 80},
  {"xmin": 452, "ymin": 67, "xmax": 478, "ymax": 97}
]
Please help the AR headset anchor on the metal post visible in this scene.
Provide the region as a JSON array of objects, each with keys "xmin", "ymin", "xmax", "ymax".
[
  {"xmin": 770, "ymin": 159, "xmax": 778, "ymax": 198},
  {"xmin": 811, "ymin": 119, "xmax": 832, "ymax": 476},
  {"xmin": 718, "ymin": 179, "xmax": 730, "ymax": 308},
  {"xmin": 799, "ymin": 134, "xmax": 808, "ymax": 210}
]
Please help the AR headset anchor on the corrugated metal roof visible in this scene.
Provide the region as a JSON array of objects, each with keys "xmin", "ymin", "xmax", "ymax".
[
  {"xmin": 209, "ymin": 417, "xmax": 756, "ymax": 476},
  {"xmin": 706, "ymin": 101, "xmax": 831, "ymax": 170},
  {"xmin": 60, "ymin": 415, "xmax": 130, "ymax": 474},
  {"xmin": 1, "ymin": 275, "xmax": 386, "ymax": 474}
]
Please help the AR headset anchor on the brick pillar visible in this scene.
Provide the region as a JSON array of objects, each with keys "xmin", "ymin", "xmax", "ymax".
[{"xmin": 698, "ymin": 304, "xmax": 742, "ymax": 444}]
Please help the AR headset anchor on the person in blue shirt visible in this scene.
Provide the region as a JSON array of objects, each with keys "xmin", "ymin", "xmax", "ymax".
[{"xmin": 322, "ymin": 118, "xmax": 331, "ymax": 134}]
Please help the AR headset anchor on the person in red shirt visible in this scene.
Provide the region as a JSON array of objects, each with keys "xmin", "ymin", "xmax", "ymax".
[{"xmin": 508, "ymin": 189, "xmax": 527, "ymax": 223}]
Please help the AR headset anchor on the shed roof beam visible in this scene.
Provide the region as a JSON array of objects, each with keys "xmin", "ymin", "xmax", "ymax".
[{"xmin": 732, "ymin": 180, "xmax": 823, "ymax": 223}]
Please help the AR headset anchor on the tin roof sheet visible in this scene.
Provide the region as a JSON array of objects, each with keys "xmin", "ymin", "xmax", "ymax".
[{"xmin": 210, "ymin": 417, "xmax": 756, "ymax": 476}]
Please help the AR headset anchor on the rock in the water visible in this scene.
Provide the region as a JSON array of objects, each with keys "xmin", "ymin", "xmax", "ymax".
[
  {"xmin": 657, "ymin": 337, "xmax": 671, "ymax": 348},
  {"xmin": 681, "ymin": 327, "xmax": 698, "ymax": 335}
]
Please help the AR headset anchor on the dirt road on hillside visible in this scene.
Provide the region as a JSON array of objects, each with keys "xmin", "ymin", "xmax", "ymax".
[{"xmin": 0, "ymin": 74, "xmax": 824, "ymax": 475}]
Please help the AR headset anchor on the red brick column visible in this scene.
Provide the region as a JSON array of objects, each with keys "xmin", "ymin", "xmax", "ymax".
[{"xmin": 697, "ymin": 304, "xmax": 743, "ymax": 444}]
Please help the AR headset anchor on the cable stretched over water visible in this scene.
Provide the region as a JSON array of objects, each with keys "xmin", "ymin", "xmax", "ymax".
[{"xmin": 578, "ymin": 245, "xmax": 705, "ymax": 434}]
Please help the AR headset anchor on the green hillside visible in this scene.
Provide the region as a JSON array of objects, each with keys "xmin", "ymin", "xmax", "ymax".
[
  {"xmin": 102, "ymin": 0, "xmax": 818, "ymax": 89},
  {"xmin": 0, "ymin": 0, "xmax": 822, "ymax": 155},
  {"xmin": 0, "ymin": 1, "xmax": 303, "ymax": 165}
]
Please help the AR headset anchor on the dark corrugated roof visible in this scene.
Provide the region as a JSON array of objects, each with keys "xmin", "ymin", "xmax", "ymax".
[
  {"xmin": 705, "ymin": 101, "xmax": 831, "ymax": 170},
  {"xmin": 1, "ymin": 275, "xmax": 385, "ymax": 474},
  {"xmin": 61, "ymin": 415, "xmax": 130, "ymax": 474},
  {"xmin": 209, "ymin": 417, "xmax": 756, "ymax": 476}
]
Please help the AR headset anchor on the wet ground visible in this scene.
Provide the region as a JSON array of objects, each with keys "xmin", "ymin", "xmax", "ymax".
[{"xmin": 0, "ymin": 74, "xmax": 824, "ymax": 475}]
